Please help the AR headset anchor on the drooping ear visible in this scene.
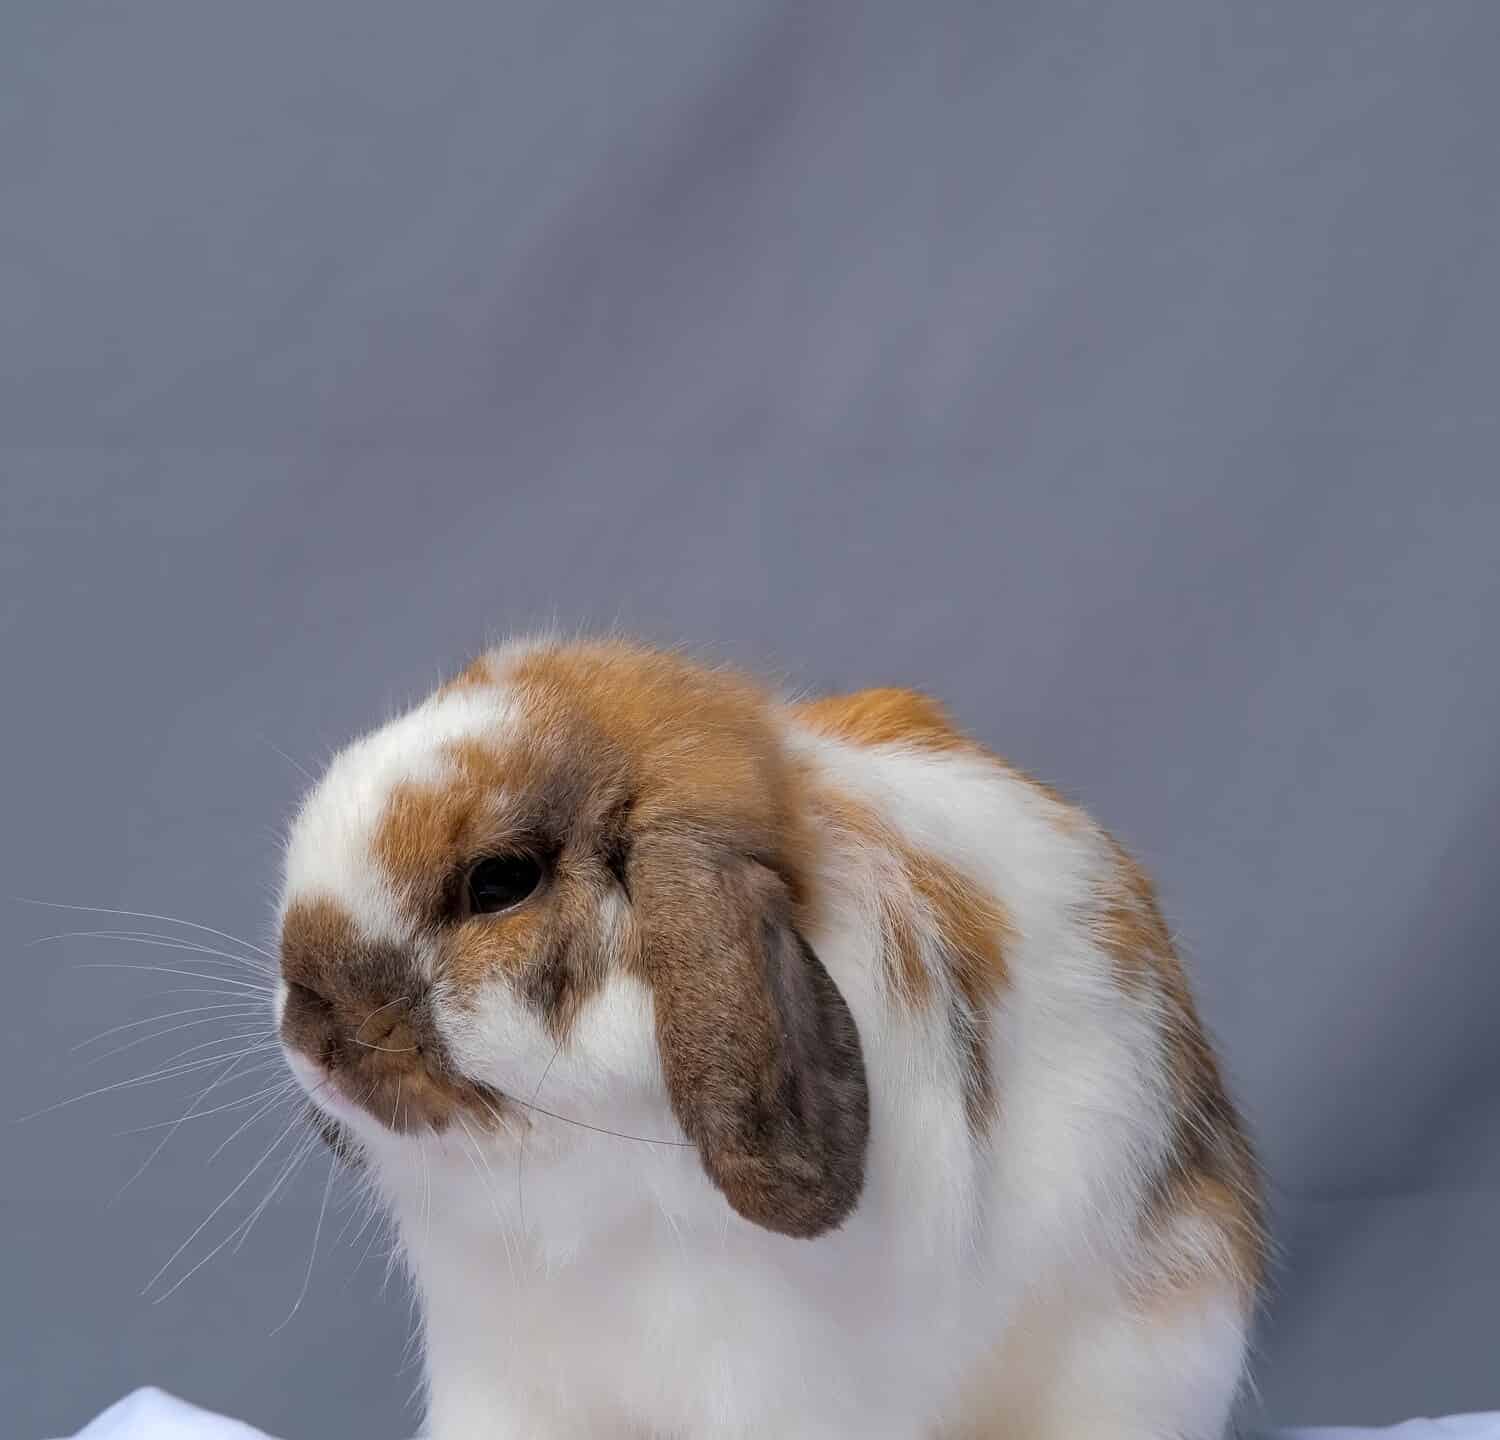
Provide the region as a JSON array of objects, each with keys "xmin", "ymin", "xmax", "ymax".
[{"xmin": 629, "ymin": 833, "xmax": 869, "ymax": 1239}]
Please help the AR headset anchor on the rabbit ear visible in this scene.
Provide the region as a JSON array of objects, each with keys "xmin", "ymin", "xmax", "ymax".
[{"xmin": 630, "ymin": 833, "xmax": 869, "ymax": 1238}]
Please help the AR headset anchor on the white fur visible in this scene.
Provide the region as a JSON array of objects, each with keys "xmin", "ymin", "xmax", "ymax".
[{"xmin": 279, "ymin": 659, "xmax": 1254, "ymax": 1439}]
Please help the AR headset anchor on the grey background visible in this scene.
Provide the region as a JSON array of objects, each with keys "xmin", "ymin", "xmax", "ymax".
[{"xmin": 3, "ymin": 2, "xmax": 1498, "ymax": 1437}]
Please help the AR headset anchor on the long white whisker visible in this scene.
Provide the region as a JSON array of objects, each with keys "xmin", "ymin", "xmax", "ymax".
[
  {"xmin": 150, "ymin": 1126, "xmax": 319, "ymax": 1306},
  {"xmin": 33, "ymin": 930, "xmax": 275, "ymax": 975},
  {"xmin": 84, "ymin": 1012, "xmax": 269, "ymax": 1067},
  {"xmin": 16, "ymin": 1042, "xmax": 282, "ymax": 1122},
  {"xmin": 112, "ymin": 1052, "xmax": 275, "ymax": 1204},
  {"xmin": 459, "ymin": 1114, "xmax": 518, "ymax": 1283},
  {"xmin": 232, "ymin": 1124, "xmax": 322, "ymax": 1254},
  {"xmin": 158, "ymin": 986, "xmax": 274, "ymax": 1000},
  {"xmin": 116, "ymin": 1080, "xmax": 296, "ymax": 1135},
  {"xmin": 145, "ymin": 1103, "xmax": 310, "ymax": 1296},
  {"xmin": 67, "ymin": 963, "xmax": 273, "ymax": 994},
  {"xmin": 271, "ymin": 1151, "xmax": 337, "ymax": 1335},
  {"xmin": 356, "ymin": 1193, "xmax": 394, "ymax": 1279},
  {"xmin": 230, "ymin": 1079, "xmax": 368, "ymax": 1266},
  {"xmin": 336, "ymin": 1147, "xmax": 393, "ymax": 1280},
  {"xmin": 458, "ymin": 1114, "xmax": 504, "ymax": 1218},
  {"xmin": 116, "ymin": 1027, "xmax": 274, "ymax": 1076},
  {"xmin": 14, "ymin": 898, "xmax": 277, "ymax": 963},
  {"xmin": 208, "ymin": 1077, "xmax": 300, "ymax": 1162},
  {"xmin": 73, "ymin": 1002, "xmax": 267, "ymax": 1052}
]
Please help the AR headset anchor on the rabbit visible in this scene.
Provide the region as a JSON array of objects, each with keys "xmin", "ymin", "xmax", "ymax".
[{"xmin": 275, "ymin": 636, "xmax": 1266, "ymax": 1440}]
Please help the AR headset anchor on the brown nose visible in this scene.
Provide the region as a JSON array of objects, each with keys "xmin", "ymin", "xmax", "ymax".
[
  {"xmin": 280, "ymin": 961, "xmax": 422, "ymax": 1067},
  {"xmin": 352, "ymin": 994, "xmax": 415, "ymax": 1051}
]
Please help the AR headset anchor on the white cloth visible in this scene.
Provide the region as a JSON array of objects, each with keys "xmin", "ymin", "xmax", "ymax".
[
  {"xmin": 57, "ymin": 1389, "xmax": 284, "ymax": 1440},
  {"xmin": 54, "ymin": 1388, "xmax": 1500, "ymax": 1439}
]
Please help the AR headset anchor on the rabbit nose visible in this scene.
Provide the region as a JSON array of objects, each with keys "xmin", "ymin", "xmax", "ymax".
[
  {"xmin": 350, "ymin": 995, "xmax": 416, "ymax": 1052},
  {"xmin": 281, "ymin": 971, "xmax": 409, "ymax": 1061}
]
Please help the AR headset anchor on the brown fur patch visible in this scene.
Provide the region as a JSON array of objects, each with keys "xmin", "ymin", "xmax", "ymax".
[
  {"xmin": 880, "ymin": 892, "xmax": 931, "ymax": 1007},
  {"xmin": 1094, "ymin": 845, "xmax": 1176, "ymax": 995},
  {"xmin": 906, "ymin": 849, "xmax": 1013, "ymax": 1135},
  {"xmin": 1092, "ymin": 839, "xmax": 1268, "ymax": 1302},
  {"xmin": 372, "ymin": 775, "xmax": 484, "ymax": 917},
  {"xmin": 278, "ymin": 896, "xmax": 504, "ymax": 1135},
  {"xmin": 502, "ymin": 642, "xmax": 816, "ymax": 907}
]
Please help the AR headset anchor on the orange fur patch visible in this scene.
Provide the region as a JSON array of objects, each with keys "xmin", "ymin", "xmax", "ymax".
[
  {"xmin": 795, "ymin": 686, "xmax": 1078, "ymax": 823},
  {"xmin": 1092, "ymin": 838, "xmax": 1267, "ymax": 1302},
  {"xmin": 1094, "ymin": 844, "xmax": 1176, "ymax": 995},
  {"xmin": 795, "ymin": 688, "xmax": 977, "ymax": 753},
  {"xmin": 373, "ymin": 775, "xmax": 482, "ymax": 912},
  {"xmin": 907, "ymin": 848, "xmax": 1013, "ymax": 1134},
  {"xmin": 435, "ymin": 653, "xmax": 496, "ymax": 695},
  {"xmin": 503, "ymin": 642, "xmax": 816, "ymax": 909}
]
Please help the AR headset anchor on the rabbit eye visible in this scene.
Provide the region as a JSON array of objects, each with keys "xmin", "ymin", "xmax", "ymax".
[{"xmin": 466, "ymin": 855, "xmax": 543, "ymax": 915}]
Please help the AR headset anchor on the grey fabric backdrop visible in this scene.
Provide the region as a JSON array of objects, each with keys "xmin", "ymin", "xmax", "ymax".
[{"xmin": 3, "ymin": 3, "xmax": 1498, "ymax": 1437}]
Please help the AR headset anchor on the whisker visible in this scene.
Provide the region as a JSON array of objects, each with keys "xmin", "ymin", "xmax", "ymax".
[
  {"xmin": 72, "ymin": 1002, "xmax": 268, "ymax": 1053},
  {"xmin": 271, "ymin": 1151, "xmax": 337, "ymax": 1335},
  {"xmin": 103, "ymin": 1027, "xmax": 275, "ymax": 1082},
  {"xmin": 145, "ymin": 1104, "xmax": 311, "ymax": 1297},
  {"xmin": 14, "ymin": 898, "xmax": 278, "ymax": 964},
  {"xmin": 67, "ymin": 963, "xmax": 273, "ymax": 994},
  {"xmin": 33, "ymin": 930, "xmax": 275, "ymax": 976},
  {"xmin": 112, "ymin": 1053, "xmax": 281, "ymax": 1204},
  {"xmin": 159, "ymin": 986, "xmax": 274, "ymax": 999},
  {"xmin": 517, "ymin": 1041, "xmax": 562, "ymax": 1231},
  {"xmin": 232, "ymin": 1120, "xmax": 325, "ymax": 1254},
  {"xmin": 457, "ymin": 1114, "xmax": 503, "ymax": 1219},
  {"xmin": 351, "ymin": 995, "xmax": 414, "ymax": 1052},
  {"xmin": 255, "ymin": 733, "xmax": 318, "ymax": 786},
  {"xmin": 459, "ymin": 1114, "xmax": 519, "ymax": 1283},
  {"xmin": 493, "ymin": 1092, "xmax": 692, "ymax": 1148},
  {"xmin": 152, "ymin": 1127, "xmax": 320, "ymax": 1306},
  {"xmin": 83, "ymin": 1012, "xmax": 270, "ymax": 1068},
  {"xmin": 16, "ymin": 1042, "xmax": 283, "ymax": 1122},
  {"xmin": 208, "ymin": 1077, "xmax": 301, "ymax": 1163},
  {"xmin": 116, "ymin": 1081, "xmax": 296, "ymax": 1135}
]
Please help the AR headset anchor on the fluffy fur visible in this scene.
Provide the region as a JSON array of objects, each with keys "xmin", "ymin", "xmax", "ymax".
[{"xmin": 275, "ymin": 637, "xmax": 1265, "ymax": 1439}]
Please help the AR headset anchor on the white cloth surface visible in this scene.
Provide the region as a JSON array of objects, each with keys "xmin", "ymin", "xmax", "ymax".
[
  {"xmin": 56, "ymin": 1389, "xmax": 284, "ymax": 1440},
  {"xmin": 50, "ymin": 1388, "xmax": 1500, "ymax": 1440}
]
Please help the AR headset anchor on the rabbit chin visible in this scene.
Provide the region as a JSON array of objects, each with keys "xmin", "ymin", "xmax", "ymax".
[{"xmin": 281, "ymin": 1045, "xmax": 385, "ymax": 1135}]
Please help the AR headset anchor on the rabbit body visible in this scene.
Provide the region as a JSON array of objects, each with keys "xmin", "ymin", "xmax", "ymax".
[{"xmin": 276, "ymin": 640, "xmax": 1264, "ymax": 1439}]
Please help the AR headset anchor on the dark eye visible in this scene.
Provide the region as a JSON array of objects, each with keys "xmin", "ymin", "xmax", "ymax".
[{"xmin": 466, "ymin": 855, "xmax": 543, "ymax": 915}]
